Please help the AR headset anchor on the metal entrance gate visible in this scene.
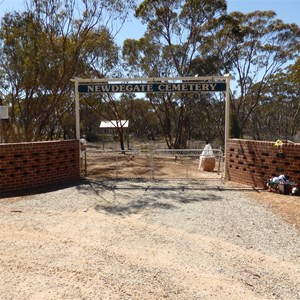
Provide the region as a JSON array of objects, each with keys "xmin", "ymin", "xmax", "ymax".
[
  {"xmin": 81, "ymin": 147, "xmax": 224, "ymax": 180},
  {"xmin": 72, "ymin": 75, "xmax": 231, "ymax": 177}
]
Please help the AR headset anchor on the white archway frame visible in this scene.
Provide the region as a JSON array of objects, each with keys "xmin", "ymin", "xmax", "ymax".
[{"xmin": 71, "ymin": 75, "xmax": 231, "ymax": 174}]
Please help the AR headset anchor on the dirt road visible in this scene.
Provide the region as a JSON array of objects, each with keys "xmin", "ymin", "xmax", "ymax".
[{"xmin": 0, "ymin": 179, "xmax": 299, "ymax": 299}]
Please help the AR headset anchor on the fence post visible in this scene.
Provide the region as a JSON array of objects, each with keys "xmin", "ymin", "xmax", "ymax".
[
  {"xmin": 150, "ymin": 148, "xmax": 154, "ymax": 180},
  {"xmin": 115, "ymin": 153, "xmax": 119, "ymax": 179}
]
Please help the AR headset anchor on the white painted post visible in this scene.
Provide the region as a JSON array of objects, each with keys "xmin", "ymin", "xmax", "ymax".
[
  {"xmin": 224, "ymin": 74, "xmax": 231, "ymax": 178},
  {"xmin": 0, "ymin": 106, "xmax": 9, "ymax": 144},
  {"xmin": 74, "ymin": 79, "xmax": 80, "ymax": 140}
]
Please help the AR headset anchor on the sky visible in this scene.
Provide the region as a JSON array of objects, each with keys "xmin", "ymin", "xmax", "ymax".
[
  {"xmin": 227, "ymin": 0, "xmax": 299, "ymax": 24},
  {"xmin": 119, "ymin": 0, "xmax": 300, "ymax": 45},
  {"xmin": 0, "ymin": 0, "xmax": 299, "ymax": 45}
]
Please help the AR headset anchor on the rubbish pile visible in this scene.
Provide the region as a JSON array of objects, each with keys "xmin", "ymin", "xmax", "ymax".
[{"xmin": 266, "ymin": 174, "xmax": 299, "ymax": 196}]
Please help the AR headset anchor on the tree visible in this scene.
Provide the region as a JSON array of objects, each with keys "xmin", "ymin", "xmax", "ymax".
[
  {"xmin": 248, "ymin": 58, "xmax": 300, "ymax": 141},
  {"xmin": 129, "ymin": 98, "xmax": 160, "ymax": 140},
  {"xmin": 0, "ymin": 0, "xmax": 134, "ymax": 142},
  {"xmin": 123, "ymin": 2, "xmax": 300, "ymax": 145},
  {"xmin": 200, "ymin": 10, "xmax": 300, "ymax": 137},
  {"xmin": 123, "ymin": 0, "xmax": 227, "ymax": 148}
]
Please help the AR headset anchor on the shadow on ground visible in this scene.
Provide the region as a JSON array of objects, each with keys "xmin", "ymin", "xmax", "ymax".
[
  {"xmin": 0, "ymin": 180, "xmax": 83, "ymax": 199},
  {"xmin": 75, "ymin": 178, "xmax": 261, "ymax": 216}
]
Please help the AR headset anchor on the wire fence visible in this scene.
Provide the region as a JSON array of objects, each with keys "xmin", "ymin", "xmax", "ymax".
[{"xmin": 81, "ymin": 147, "xmax": 224, "ymax": 180}]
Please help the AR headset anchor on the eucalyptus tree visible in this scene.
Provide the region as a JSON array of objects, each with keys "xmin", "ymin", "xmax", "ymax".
[
  {"xmin": 248, "ymin": 58, "xmax": 300, "ymax": 141},
  {"xmin": 81, "ymin": 93, "xmax": 130, "ymax": 149},
  {"xmin": 0, "ymin": 0, "xmax": 134, "ymax": 142},
  {"xmin": 128, "ymin": 98, "xmax": 160, "ymax": 140},
  {"xmin": 201, "ymin": 10, "xmax": 300, "ymax": 138},
  {"xmin": 123, "ymin": 1, "xmax": 300, "ymax": 145},
  {"xmin": 123, "ymin": 0, "xmax": 227, "ymax": 148}
]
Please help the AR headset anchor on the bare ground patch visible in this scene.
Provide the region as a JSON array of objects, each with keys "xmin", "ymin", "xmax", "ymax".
[{"xmin": 0, "ymin": 178, "xmax": 299, "ymax": 299}]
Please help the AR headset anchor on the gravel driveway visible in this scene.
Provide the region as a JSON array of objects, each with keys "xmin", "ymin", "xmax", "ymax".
[{"xmin": 0, "ymin": 179, "xmax": 299, "ymax": 299}]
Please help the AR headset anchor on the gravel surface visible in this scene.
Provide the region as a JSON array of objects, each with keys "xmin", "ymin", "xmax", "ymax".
[{"xmin": 0, "ymin": 179, "xmax": 299, "ymax": 299}]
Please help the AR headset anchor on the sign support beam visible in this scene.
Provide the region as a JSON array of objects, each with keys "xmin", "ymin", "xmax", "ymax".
[
  {"xmin": 224, "ymin": 74, "xmax": 231, "ymax": 179},
  {"xmin": 74, "ymin": 79, "xmax": 80, "ymax": 140}
]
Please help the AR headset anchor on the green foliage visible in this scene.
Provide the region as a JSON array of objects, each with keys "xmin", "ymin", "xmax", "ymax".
[
  {"xmin": 247, "ymin": 60, "xmax": 300, "ymax": 141},
  {"xmin": 123, "ymin": 0, "xmax": 228, "ymax": 148},
  {"xmin": 122, "ymin": 0, "xmax": 300, "ymax": 146},
  {"xmin": 0, "ymin": 0, "xmax": 299, "ymax": 145},
  {"xmin": 199, "ymin": 8, "xmax": 299, "ymax": 139},
  {"xmin": 0, "ymin": 0, "xmax": 131, "ymax": 142}
]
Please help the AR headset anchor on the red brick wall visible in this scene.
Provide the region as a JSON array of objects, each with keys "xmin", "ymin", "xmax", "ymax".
[
  {"xmin": 226, "ymin": 139, "xmax": 300, "ymax": 188},
  {"xmin": 0, "ymin": 140, "xmax": 80, "ymax": 194}
]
